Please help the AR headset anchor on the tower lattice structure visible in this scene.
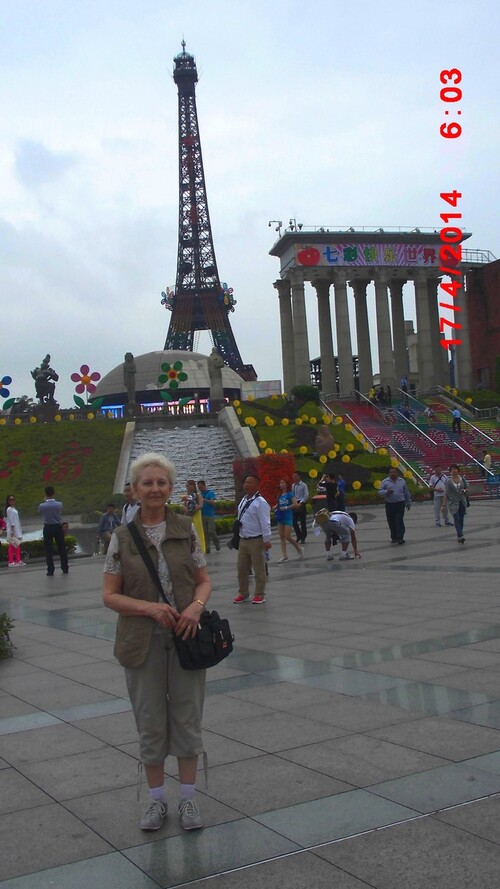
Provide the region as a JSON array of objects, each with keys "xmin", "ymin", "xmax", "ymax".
[{"xmin": 164, "ymin": 43, "xmax": 256, "ymax": 381}]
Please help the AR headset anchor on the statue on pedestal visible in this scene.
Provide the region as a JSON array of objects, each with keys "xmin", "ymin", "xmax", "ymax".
[
  {"xmin": 123, "ymin": 352, "xmax": 137, "ymax": 404},
  {"xmin": 31, "ymin": 354, "xmax": 59, "ymax": 405},
  {"xmin": 207, "ymin": 347, "xmax": 224, "ymax": 402}
]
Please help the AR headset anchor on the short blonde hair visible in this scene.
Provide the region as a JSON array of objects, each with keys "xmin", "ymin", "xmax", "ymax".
[{"xmin": 129, "ymin": 452, "xmax": 176, "ymax": 488}]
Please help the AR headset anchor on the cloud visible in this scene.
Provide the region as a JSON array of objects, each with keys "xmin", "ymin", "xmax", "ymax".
[{"xmin": 14, "ymin": 139, "xmax": 78, "ymax": 188}]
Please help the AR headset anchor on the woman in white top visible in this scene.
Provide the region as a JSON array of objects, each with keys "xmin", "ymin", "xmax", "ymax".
[{"xmin": 5, "ymin": 494, "xmax": 24, "ymax": 566}]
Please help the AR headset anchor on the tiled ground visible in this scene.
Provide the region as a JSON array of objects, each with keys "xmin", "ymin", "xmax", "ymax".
[{"xmin": 1, "ymin": 500, "xmax": 500, "ymax": 887}]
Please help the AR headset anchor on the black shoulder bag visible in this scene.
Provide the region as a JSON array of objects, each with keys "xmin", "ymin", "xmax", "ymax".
[{"xmin": 127, "ymin": 523, "xmax": 234, "ymax": 670}]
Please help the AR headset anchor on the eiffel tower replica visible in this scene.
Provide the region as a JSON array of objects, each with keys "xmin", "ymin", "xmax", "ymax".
[{"xmin": 164, "ymin": 42, "xmax": 256, "ymax": 381}]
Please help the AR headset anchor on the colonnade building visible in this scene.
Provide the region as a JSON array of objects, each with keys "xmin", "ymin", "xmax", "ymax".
[{"xmin": 270, "ymin": 228, "xmax": 475, "ymax": 397}]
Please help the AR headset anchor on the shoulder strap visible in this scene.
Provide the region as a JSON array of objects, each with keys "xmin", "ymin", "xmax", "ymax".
[
  {"xmin": 127, "ymin": 523, "xmax": 169, "ymax": 604},
  {"xmin": 238, "ymin": 494, "xmax": 258, "ymax": 520}
]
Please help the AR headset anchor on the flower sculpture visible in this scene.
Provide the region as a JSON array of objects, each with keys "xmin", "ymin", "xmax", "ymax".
[
  {"xmin": 309, "ymin": 469, "xmax": 318, "ymax": 478},
  {"xmin": 352, "ymin": 481, "xmax": 362, "ymax": 490},
  {"xmin": 158, "ymin": 361, "xmax": 188, "ymax": 401},
  {"xmin": 0, "ymin": 376, "xmax": 12, "ymax": 398},
  {"xmin": 218, "ymin": 283, "xmax": 237, "ymax": 312},
  {"xmin": 71, "ymin": 365, "xmax": 101, "ymax": 395},
  {"xmin": 161, "ymin": 287, "xmax": 175, "ymax": 311}
]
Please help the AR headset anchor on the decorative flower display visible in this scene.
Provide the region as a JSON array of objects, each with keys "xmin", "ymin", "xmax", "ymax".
[
  {"xmin": 0, "ymin": 375, "xmax": 12, "ymax": 398},
  {"xmin": 342, "ymin": 454, "xmax": 350, "ymax": 463},
  {"xmin": 352, "ymin": 481, "xmax": 362, "ymax": 490},
  {"xmin": 158, "ymin": 361, "xmax": 188, "ymax": 390},
  {"xmin": 404, "ymin": 470, "xmax": 413, "ymax": 479},
  {"xmin": 161, "ymin": 287, "xmax": 175, "ymax": 311},
  {"xmin": 218, "ymin": 283, "xmax": 237, "ymax": 312},
  {"xmin": 264, "ymin": 416, "xmax": 274, "ymax": 426},
  {"xmin": 391, "ymin": 457, "xmax": 399, "ymax": 467},
  {"xmin": 322, "ymin": 415, "xmax": 332, "ymax": 424},
  {"xmin": 345, "ymin": 423, "xmax": 352, "ymax": 431},
  {"xmin": 14, "ymin": 418, "xmax": 21, "ymax": 425},
  {"xmin": 328, "ymin": 450, "xmax": 336, "ymax": 459},
  {"xmin": 232, "ymin": 400, "xmax": 240, "ymax": 407},
  {"xmin": 335, "ymin": 444, "xmax": 340, "ymax": 452},
  {"xmin": 280, "ymin": 449, "xmax": 288, "ymax": 454},
  {"xmin": 346, "ymin": 443, "xmax": 354, "ymax": 452},
  {"xmin": 54, "ymin": 415, "xmax": 62, "ymax": 422},
  {"xmin": 301, "ymin": 414, "xmax": 309, "ymax": 421},
  {"xmin": 247, "ymin": 394, "xmax": 255, "ymax": 401},
  {"xmin": 299, "ymin": 446, "xmax": 308, "ymax": 454},
  {"xmin": 295, "ymin": 418, "xmax": 303, "ymax": 426},
  {"xmin": 236, "ymin": 408, "xmax": 242, "ymax": 415},
  {"xmin": 310, "ymin": 416, "xmax": 317, "ymax": 425},
  {"xmin": 281, "ymin": 418, "xmax": 289, "ymax": 426},
  {"xmin": 29, "ymin": 416, "xmax": 37, "ymax": 424},
  {"xmin": 258, "ymin": 440, "xmax": 267, "ymax": 449},
  {"xmin": 71, "ymin": 365, "xmax": 101, "ymax": 396},
  {"xmin": 335, "ymin": 416, "xmax": 343, "ymax": 425},
  {"xmin": 378, "ymin": 447, "xmax": 388, "ymax": 456},
  {"xmin": 309, "ymin": 469, "xmax": 318, "ymax": 478},
  {"xmin": 319, "ymin": 455, "xmax": 327, "ymax": 464},
  {"xmin": 373, "ymin": 479, "xmax": 381, "ymax": 489},
  {"xmin": 264, "ymin": 447, "xmax": 273, "ymax": 455},
  {"xmin": 465, "ymin": 397, "xmax": 472, "ymax": 404},
  {"xmin": 271, "ymin": 394, "xmax": 279, "ymax": 400},
  {"xmin": 244, "ymin": 416, "xmax": 257, "ymax": 426}
]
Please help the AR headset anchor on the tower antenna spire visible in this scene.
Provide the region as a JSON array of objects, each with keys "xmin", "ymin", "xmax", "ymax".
[{"xmin": 163, "ymin": 45, "xmax": 256, "ymax": 380}]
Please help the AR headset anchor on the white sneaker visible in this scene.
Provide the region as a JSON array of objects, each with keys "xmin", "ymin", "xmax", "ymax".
[
  {"xmin": 278, "ymin": 556, "xmax": 289, "ymax": 563},
  {"xmin": 298, "ymin": 548, "xmax": 304, "ymax": 560},
  {"xmin": 140, "ymin": 798, "xmax": 168, "ymax": 831},
  {"xmin": 178, "ymin": 798, "xmax": 203, "ymax": 830},
  {"xmin": 326, "ymin": 553, "xmax": 334, "ymax": 561},
  {"xmin": 8, "ymin": 563, "xmax": 16, "ymax": 568},
  {"xmin": 339, "ymin": 552, "xmax": 353, "ymax": 561}
]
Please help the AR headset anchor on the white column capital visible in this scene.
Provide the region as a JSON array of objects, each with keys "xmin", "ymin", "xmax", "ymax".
[{"xmin": 273, "ymin": 278, "xmax": 291, "ymax": 298}]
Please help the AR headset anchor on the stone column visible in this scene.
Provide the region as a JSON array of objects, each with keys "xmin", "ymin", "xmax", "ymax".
[
  {"xmin": 389, "ymin": 278, "xmax": 409, "ymax": 385},
  {"xmin": 374, "ymin": 270, "xmax": 395, "ymax": 390},
  {"xmin": 427, "ymin": 276, "xmax": 449, "ymax": 385},
  {"xmin": 350, "ymin": 279, "xmax": 373, "ymax": 394},
  {"xmin": 333, "ymin": 269, "xmax": 354, "ymax": 396},
  {"xmin": 454, "ymin": 271, "xmax": 473, "ymax": 389},
  {"xmin": 274, "ymin": 278, "xmax": 296, "ymax": 394},
  {"xmin": 414, "ymin": 269, "xmax": 437, "ymax": 392},
  {"xmin": 312, "ymin": 279, "xmax": 336, "ymax": 397},
  {"xmin": 288, "ymin": 270, "xmax": 311, "ymax": 386}
]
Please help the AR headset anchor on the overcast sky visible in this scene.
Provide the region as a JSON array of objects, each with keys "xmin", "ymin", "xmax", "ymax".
[{"xmin": 1, "ymin": 0, "xmax": 499, "ymax": 406}]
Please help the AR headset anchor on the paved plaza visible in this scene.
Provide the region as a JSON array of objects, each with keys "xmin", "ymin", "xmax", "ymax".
[{"xmin": 1, "ymin": 499, "xmax": 500, "ymax": 887}]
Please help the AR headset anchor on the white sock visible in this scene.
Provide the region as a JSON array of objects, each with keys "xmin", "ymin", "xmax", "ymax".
[
  {"xmin": 150, "ymin": 785, "xmax": 165, "ymax": 802},
  {"xmin": 180, "ymin": 783, "xmax": 195, "ymax": 800}
]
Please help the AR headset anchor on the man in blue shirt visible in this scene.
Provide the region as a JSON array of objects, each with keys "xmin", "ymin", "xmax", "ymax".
[
  {"xmin": 39, "ymin": 486, "xmax": 69, "ymax": 576},
  {"xmin": 197, "ymin": 480, "xmax": 221, "ymax": 553},
  {"xmin": 378, "ymin": 467, "xmax": 411, "ymax": 544}
]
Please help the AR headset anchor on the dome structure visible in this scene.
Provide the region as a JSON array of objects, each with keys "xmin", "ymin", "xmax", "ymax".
[{"xmin": 93, "ymin": 350, "xmax": 244, "ymax": 407}]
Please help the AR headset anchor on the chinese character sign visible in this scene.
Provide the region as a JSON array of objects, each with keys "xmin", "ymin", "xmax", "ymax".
[{"xmin": 295, "ymin": 243, "xmax": 446, "ymax": 268}]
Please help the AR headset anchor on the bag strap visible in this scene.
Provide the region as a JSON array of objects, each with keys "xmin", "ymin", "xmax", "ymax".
[
  {"xmin": 237, "ymin": 494, "xmax": 259, "ymax": 521},
  {"xmin": 127, "ymin": 522, "xmax": 169, "ymax": 605}
]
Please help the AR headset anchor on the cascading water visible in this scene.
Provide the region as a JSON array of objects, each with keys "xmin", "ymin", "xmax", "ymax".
[{"xmin": 128, "ymin": 426, "xmax": 237, "ymax": 500}]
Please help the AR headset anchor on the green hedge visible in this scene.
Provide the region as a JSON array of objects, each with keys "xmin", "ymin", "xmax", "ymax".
[{"xmin": 0, "ymin": 536, "xmax": 77, "ymax": 562}]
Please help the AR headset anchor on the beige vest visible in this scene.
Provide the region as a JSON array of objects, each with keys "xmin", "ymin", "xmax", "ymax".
[{"xmin": 113, "ymin": 509, "xmax": 197, "ymax": 667}]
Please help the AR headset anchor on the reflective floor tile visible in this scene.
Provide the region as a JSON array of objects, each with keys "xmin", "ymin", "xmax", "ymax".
[
  {"xmin": 254, "ymin": 789, "xmax": 419, "ymax": 846},
  {"xmin": 0, "ymin": 852, "xmax": 158, "ymax": 889},
  {"xmin": 293, "ymin": 668, "xmax": 413, "ymax": 696},
  {"xmin": 464, "ymin": 750, "xmax": 500, "ymax": 776},
  {"xmin": 0, "ymin": 713, "xmax": 61, "ymax": 737},
  {"xmin": 361, "ymin": 682, "xmax": 494, "ymax": 715},
  {"xmin": 368, "ymin": 761, "xmax": 500, "ymax": 813},
  {"xmin": 205, "ymin": 673, "xmax": 276, "ymax": 696},
  {"xmin": 123, "ymin": 818, "xmax": 300, "ymax": 886},
  {"xmin": 50, "ymin": 698, "xmax": 132, "ymax": 722},
  {"xmin": 451, "ymin": 699, "xmax": 500, "ymax": 729}
]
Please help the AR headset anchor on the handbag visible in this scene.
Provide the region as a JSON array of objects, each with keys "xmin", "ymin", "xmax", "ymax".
[{"xmin": 127, "ymin": 523, "xmax": 234, "ymax": 670}]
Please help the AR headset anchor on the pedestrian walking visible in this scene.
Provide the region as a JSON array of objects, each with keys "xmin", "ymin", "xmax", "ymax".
[
  {"xmin": 378, "ymin": 468, "xmax": 411, "ymax": 544},
  {"xmin": 291, "ymin": 470, "xmax": 309, "ymax": 544},
  {"xmin": 233, "ymin": 474, "xmax": 272, "ymax": 605},
  {"xmin": 39, "ymin": 486, "xmax": 69, "ymax": 576},
  {"xmin": 197, "ymin": 480, "xmax": 221, "ymax": 553},
  {"xmin": 5, "ymin": 494, "xmax": 24, "ymax": 567},
  {"xmin": 443, "ymin": 464, "xmax": 468, "ymax": 544},
  {"xmin": 273, "ymin": 479, "xmax": 303, "ymax": 563},
  {"xmin": 428, "ymin": 465, "xmax": 453, "ymax": 528}
]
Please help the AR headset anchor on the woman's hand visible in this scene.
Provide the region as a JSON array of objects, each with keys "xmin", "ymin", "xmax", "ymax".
[
  {"xmin": 149, "ymin": 602, "xmax": 180, "ymax": 629},
  {"xmin": 175, "ymin": 601, "xmax": 204, "ymax": 640}
]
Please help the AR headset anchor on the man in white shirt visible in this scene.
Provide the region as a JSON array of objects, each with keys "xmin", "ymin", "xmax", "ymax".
[
  {"xmin": 121, "ymin": 482, "xmax": 140, "ymax": 525},
  {"xmin": 292, "ymin": 470, "xmax": 309, "ymax": 545},
  {"xmin": 428, "ymin": 464, "xmax": 453, "ymax": 527},
  {"xmin": 233, "ymin": 475, "xmax": 272, "ymax": 605},
  {"xmin": 314, "ymin": 510, "xmax": 361, "ymax": 561}
]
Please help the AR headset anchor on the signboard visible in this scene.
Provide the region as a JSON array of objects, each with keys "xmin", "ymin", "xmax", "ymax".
[{"xmin": 294, "ymin": 243, "xmax": 454, "ymax": 268}]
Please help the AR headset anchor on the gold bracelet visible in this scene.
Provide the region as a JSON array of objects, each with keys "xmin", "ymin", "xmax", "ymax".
[{"xmin": 194, "ymin": 599, "xmax": 205, "ymax": 609}]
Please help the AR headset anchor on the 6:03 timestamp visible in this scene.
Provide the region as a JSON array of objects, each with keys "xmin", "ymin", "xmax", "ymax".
[{"xmin": 439, "ymin": 68, "xmax": 462, "ymax": 139}]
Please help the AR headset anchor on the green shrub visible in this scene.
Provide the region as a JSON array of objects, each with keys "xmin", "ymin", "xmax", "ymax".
[
  {"xmin": 291, "ymin": 384, "xmax": 320, "ymax": 404},
  {"xmin": 0, "ymin": 536, "xmax": 77, "ymax": 562},
  {"xmin": 0, "ymin": 613, "xmax": 14, "ymax": 659}
]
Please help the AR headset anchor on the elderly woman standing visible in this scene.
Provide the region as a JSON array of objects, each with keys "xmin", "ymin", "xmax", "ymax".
[
  {"xmin": 443, "ymin": 463, "xmax": 468, "ymax": 544},
  {"xmin": 103, "ymin": 453, "xmax": 211, "ymax": 832}
]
